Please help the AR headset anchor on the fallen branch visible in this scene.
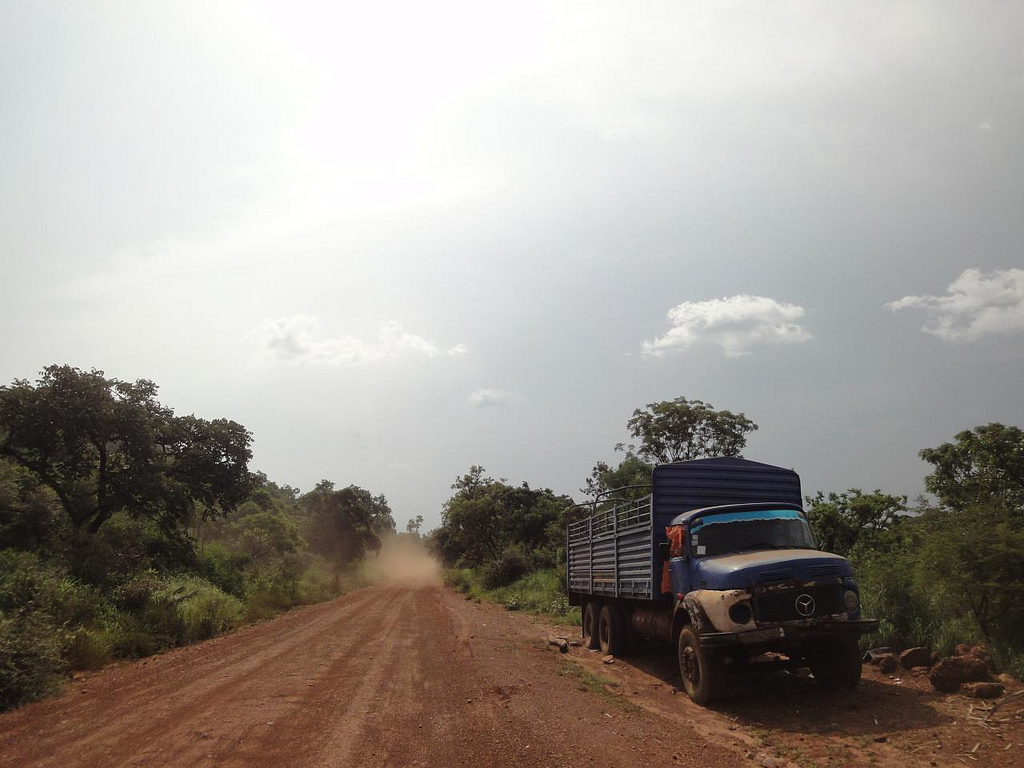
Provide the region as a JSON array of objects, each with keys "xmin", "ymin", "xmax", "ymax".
[{"xmin": 984, "ymin": 690, "xmax": 1024, "ymax": 724}]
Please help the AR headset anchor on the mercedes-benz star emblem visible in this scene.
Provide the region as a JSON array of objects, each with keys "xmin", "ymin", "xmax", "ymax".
[{"xmin": 794, "ymin": 593, "xmax": 816, "ymax": 617}]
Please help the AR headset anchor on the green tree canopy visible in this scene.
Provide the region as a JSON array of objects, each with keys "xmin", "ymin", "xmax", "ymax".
[
  {"xmin": 804, "ymin": 489, "xmax": 906, "ymax": 557},
  {"xmin": 0, "ymin": 366, "xmax": 254, "ymax": 535},
  {"xmin": 920, "ymin": 423, "xmax": 1024, "ymax": 515},
  {"xmin": 405, "ymin": 515, "xmax": 424, "ymax": 537},
  {"xmin": 301, "ymin": 481, "xmax": 395, "ymax": 568},
  {"xmin": 582, "ymin": 446, "xmax": 653, "ymax": 500},
  {"xmin": 626, "ymin": 397, "xmax": 758, "ymax": 464},
  {"xmin": 231, "ymin": 504, "xmax": 302, "ymax": 573},
  {"xmin": 438, "ymin": 466, "xmax": 570, "ymax": 567}
]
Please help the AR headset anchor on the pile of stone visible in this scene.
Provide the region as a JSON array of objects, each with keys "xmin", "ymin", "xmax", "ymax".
[
  {"xmin": 864, "ymin": 643, "xmax": 1008, "ymax": 698},
  {"xmin": 929, "ymin": 643, "xmax": 1004, "ymax": 698}
]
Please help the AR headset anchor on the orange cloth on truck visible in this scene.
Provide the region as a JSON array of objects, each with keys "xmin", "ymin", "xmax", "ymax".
[
  {"xmin": 666, "ymin": 525, "xmax": 686, "ymax": 556},
  {"xmin": 660, "ymin": 525, "xmax": 687, "ymax": 595}
]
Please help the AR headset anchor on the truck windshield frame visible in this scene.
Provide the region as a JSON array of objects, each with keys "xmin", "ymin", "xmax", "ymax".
[{"xmin": 688, "ymin": 508, "xmax": 816, "ymax": 558}]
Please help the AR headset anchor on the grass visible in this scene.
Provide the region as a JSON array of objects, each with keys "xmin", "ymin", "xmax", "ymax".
[
  {"xmin": 558, "ymin": 662, "xmax": 639, "ymax": 711},
  {"xmin": 444, "ymin": 567, "xmax": 581, "ymax": 626}
]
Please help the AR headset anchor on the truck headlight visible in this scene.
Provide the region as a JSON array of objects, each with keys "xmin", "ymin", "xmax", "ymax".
[
  {"xmin": 729, "ymin": 602, "xmax": 752, "ymax": 625},
  {"xmin": 844, "ymin": 590, "xmax": 860, "ymax": 611}
]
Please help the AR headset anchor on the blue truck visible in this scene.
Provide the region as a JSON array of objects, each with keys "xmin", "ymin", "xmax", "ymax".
[{"xmin": 566, "ymin": 457, "xmax": 877, "ymax": 704}]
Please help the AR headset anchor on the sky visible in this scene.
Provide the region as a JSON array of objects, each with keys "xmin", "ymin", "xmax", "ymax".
[{"xmin": 1, "ymin": 1, "xmax": 1022, "ymax": 530}]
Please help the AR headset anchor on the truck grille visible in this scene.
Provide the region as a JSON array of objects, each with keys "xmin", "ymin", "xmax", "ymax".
[{"xmin": 754, "ymin": 585, "xmax": 844, "ymax": 623}]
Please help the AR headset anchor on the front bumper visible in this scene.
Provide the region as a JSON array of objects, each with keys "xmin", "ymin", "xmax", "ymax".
[{"xmin": 700, "ymin": 618, "xmax": 878, "ymax": 647}]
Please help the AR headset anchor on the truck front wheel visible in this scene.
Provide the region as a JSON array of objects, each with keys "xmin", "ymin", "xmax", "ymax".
[
  {"xmin": 808, "ymin": 636, "xmax": 862, "ymax": 691},
  {"xmin": 582, "ymin": 602, "xmax": 600, "ymax": 650},
  {"xmin": 677, "ymin": 626, "xmax": 722, "ymax": 705}
]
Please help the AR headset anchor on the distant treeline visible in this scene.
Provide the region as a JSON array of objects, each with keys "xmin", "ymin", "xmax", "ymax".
[
  {"xmin": 0, "ymin": 366, "xmax": 396, "ymax": 710},
  {"xmin": 429, "ymin": 398, "xmax": 1024, "ymax": 677}
]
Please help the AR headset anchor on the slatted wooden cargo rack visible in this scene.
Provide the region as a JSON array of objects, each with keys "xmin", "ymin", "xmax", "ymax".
[{"xmin": 567, "ymin": 494, "xmax": 656, "ymax": 601}]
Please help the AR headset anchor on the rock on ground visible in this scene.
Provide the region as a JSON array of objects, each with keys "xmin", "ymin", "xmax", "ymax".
[
  {"xmin": 962, "ymin": 682, "xmax": 1004, "ymax": 699},
  {"xmin": 929, "ymin": 655, "xmax": 990, "ymax": 693},
  {"xmin": 899, "ymin": 647, "xmax": 934, "ymax": 670}
]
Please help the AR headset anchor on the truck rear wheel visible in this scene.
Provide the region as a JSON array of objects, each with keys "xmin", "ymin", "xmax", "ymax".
[
  {"xmin": 599, "ymin": 604, "xmax": 625, "ymax": 656},
  {"xmin": 582, "ymin": 602, "xmax": 600, "ymax": 650},
  {"xmin": 677, "ymin": 626, "xmax": 722, "ymax": 705}
]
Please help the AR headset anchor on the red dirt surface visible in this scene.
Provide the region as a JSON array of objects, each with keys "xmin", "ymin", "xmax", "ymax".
[
  {"xmin": 2, "ymin": 583, "xmax": 1021, "ymax": 768},
  {"xmin": 0, "ymin": 584, "xmax": 741, "ymax": 768},
  {"xmin": 563, "ymin": 628, "xmax": 1024, "ymax": 768}
]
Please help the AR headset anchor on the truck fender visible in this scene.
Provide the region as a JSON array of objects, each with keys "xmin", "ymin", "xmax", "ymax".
[
  {"xmin": 682, "ymin": 594, "xmax": 712, "ymax": 635},
  {"xmin": 672, "ymin": 595, "xmax": 710, "ymax": 640}
]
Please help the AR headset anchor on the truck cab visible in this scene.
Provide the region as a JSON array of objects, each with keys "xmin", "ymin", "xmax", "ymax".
[{"xmin": 666, "ymin": 502, "xmax": 876, "ymax": 702}]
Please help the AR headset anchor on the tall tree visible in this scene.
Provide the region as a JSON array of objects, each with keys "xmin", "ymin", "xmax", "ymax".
[
  {"xmin": 582, "ymin": 445, "xmax": 653, "ymax": 499},
  {"xmin": 626, "ymin": 397, "xmax": 757, "ymax": 464},
  {"xmin": 440, "ymin": 467, "xmax": 570, "ymax": 567},
  {"xmin": 0, "ymin": 366, "xmax": 253, "ymax": 535},
  {"xmin": 302, "ymin": 481, "xmax": 395, "ymax": 568},
  {"xmin": 920, "ymin": 423, "xmax": 1024, "ymax": 515},
  {"xmin": 804, "ymin": 489, "xmax": 906, "ymax": 557}
]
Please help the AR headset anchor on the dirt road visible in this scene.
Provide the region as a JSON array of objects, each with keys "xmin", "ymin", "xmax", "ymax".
[
  {"xmin": 1, "ymin": 583, "xmax": 1020, "ymax": 768},
  {"xmin": 0, "ymin": 583, "xmax": 741, "ymax": 768}
]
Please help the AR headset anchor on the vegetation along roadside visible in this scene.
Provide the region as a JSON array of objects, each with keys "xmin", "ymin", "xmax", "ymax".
[{"xmin": 0, "ymin": 366, "xmax": 396, "ymax": 710}]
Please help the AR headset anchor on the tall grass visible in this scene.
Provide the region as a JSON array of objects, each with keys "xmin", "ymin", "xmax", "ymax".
[{"xmin": 445, "ymin": 566, "xmax": 581, "ymax": 626}]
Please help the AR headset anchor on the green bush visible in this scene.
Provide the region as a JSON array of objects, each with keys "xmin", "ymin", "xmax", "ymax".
[
  {"xmin": 198, "ymin": 543, "xmax": 249, "ymax": 598},
  {"xmin": 106, "ymin": 626, "xmax": 159, "ymax": 659},
  {"xmin": 481, "ymin": 545, "xmax": 531, "ymax": 590},
  {"xmin": 443, "ymin": 567, "xmax": 475, "ymax": 594},
  {"xmin": 64, "ymin": 627, "xmax": 113, "ymax": 671},
  {"xmin": 143, "ymin": 576, "xmax": 242, "ymax": 645},
  {"xmin": 0, "ymin": 612, "xmax": 65, "ymax": 710}
]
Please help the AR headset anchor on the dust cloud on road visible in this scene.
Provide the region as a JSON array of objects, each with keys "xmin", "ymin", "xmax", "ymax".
[{"xmin": 360, "ymin": 536, "xmax": 442, "ymax": 587}]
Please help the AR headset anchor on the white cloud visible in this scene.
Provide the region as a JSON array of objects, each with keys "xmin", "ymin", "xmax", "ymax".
[
  {"xmin": 887, "ymin": 268, "xmax": 1024, "ymax": 341},
  {"xmin": 250, "ymin": 316, "xmax": 466, "ymax": 366},
  {"xmin": 642, "ymin": 295, "xmax": 813, "ymax": 358},
  {"xmin": 446, "ymin": 343, "xmax": 470, "ymax": 357},
  {"xmin": 467, "ymin": 388, "xmax": 518, "ymax": 407}
]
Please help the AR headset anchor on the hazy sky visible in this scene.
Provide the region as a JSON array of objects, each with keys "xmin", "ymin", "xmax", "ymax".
[{"xmin": 2, "ymin": 1, "xmax": 1022, "ymax": 529}]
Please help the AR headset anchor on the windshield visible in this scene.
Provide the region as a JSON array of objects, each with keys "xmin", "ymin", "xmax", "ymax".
[{"xmin": 689, "ymin": 508, "xmax": 816, "ymax": 557}]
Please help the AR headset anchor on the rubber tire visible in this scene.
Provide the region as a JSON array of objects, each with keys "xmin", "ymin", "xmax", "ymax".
[
  {"xmin": 582, "ymin": 602, "xmax": 601, "ymax": 650},
  {"xmin": 599, "ymin": 604, "xmax": 625, "ymax": 656},
  {"xmin": 677, "ymin": 626, "xmax": 722, "ymax": 705},
  {"xmin": 808, "ymin": 636, "xmax": 863, "ymax": 691}
]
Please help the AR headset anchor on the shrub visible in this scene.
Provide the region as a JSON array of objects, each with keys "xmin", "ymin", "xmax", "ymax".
[
  {"xmin": 64, "ymin": 627, "xmax": 113, "ymax": 671},
  {"xmin": 443, "ymin": 568, "xmax": 475, "ymax": 594},
  {"xmin": 198, "ymin": 543, "xmax": 249, "ymax": 598},
  {"xmin": 143, "ymin": 577, "xmax": 242, "ymax": 645},
  {"xmin": 0, "ymin": 612, "xmax": 65, "ymax": 710},
  {"xmin": 481, "ymin": 546, "xmax": 531, "ymax": 590}
]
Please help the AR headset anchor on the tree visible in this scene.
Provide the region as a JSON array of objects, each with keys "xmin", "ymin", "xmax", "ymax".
[
  {"xmin": 231, "ymin": 504, "xmax": 302, "ymax": 574},
  {"xmin": 405, "ymin": 515, "xmax": 424, "ymax": 537},
  {"xmin": 302, "ymin": 481, "xmax": 395, "ymax": 569},
  {"xmin": 920, "ymin": 423, "xmax": 1024, "ymax": 515},
  {"xmin": 582, "ymin": 445, "xmax": 653, "ymax": 500},
  {"xmin": 0, "ymin": 458, "xmax": 66, "ymax": 554},
  {"xmin": 626, "ymin": 397, "xmax": 757, "ymax": 464},
  {"xmin": 0, "ymin": 366, "xmax": 254, "ymax": 535},
  {"xmin": 804, "ymin": 489, "xmax": 906, "ymax": 557},
  {"xmin": 439, "ymin": 466, "xmax": 570, "ymax": 567}
]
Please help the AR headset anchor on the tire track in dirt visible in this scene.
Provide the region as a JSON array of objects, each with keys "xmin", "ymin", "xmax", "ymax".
[
  {"xmin": 0, "ymin": 587, "xmax": 382, "ymax": 767},
  {"xmin": 203, "ymin": 586, "xmax": 411, "ymax": 768},
  {"xmin": 0, "ymin": 583, "xmax": 748, "ymax": 768},
  {"xmin": 89, "ymin": 587, "xmax": 399, "ymax": 768}
]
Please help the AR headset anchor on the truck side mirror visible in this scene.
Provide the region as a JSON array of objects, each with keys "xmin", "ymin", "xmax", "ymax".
[{"xmin": 657, "ymin": 542, "xmax": 671, "ymax": 559}]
